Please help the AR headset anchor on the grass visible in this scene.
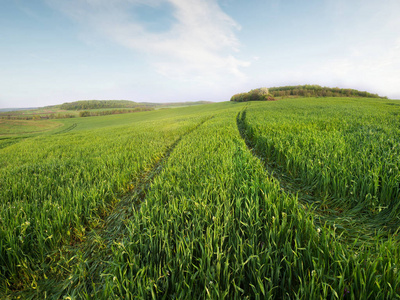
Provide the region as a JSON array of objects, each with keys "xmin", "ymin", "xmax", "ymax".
[
  {"xmin": 0, "ymin": 119, "xmax": 62, "ymax": 135},
  {"xmin": 1, "ymin": 99, "xmax": 400, "ymax": 299},
  {"xmin": 241, "ymin": 98, "xmax": 400, "ymax": 220},
  {"xmin": 0, "ymin": 101, "xmax": 212, "ymax": 120},
  {"xmin": 0, "ymin": 108, "xmax": 209, "ymax": 291}
]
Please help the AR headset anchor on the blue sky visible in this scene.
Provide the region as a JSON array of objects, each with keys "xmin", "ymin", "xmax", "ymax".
[{"xmin": 1, "ymin": 0, "xmax": 400, "ymax": 108}]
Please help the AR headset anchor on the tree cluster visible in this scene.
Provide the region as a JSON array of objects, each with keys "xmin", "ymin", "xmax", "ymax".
[
  {"xmin": 78, "ymin": 107, "xmax": 153, "ymax": 117},
  {"xmin": 230, "ymin": 88, "xmax": 275, "ymax": 102},
  {"xmin": 268, "ymin": 85, "xmax": 387, "ymax": 99},
  {"xmin": 58, "ymin": 100, "xmax": 139, "ymax": 110}
]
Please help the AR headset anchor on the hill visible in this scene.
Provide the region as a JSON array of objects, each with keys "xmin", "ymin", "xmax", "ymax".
[
  {"xmin": 55, "ymin": 100, "xmax": 141, "ymax": 110},
  {"xmin": 55, "ymin": 100, "xmax": 214, "ymax": 110},
  {"xmin": 231, "ymin": 85, "xmax": 387, "ymax": 102},
  {"xmin": 0, "ymin": 107, "xmax": 38, "ymax": 112},
  {"xmin": 269, "ymin": 84, "xmax": 387, "ymax": 98},
  {"xmin": 1, "ymin": 101, "xmax": 213, "ymax": 120}
]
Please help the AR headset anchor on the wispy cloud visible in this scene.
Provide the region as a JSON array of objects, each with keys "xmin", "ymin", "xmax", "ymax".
[
  {"xmin": 46, "ymin": 0, "xmax": 250, "ymax": 80},
  {"xmin": 323, "ymin": 0, "xmax": 400, "ymax": 97}
]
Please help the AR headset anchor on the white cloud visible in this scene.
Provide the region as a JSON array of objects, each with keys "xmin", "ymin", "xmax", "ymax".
[
  {"xmin": 46, "ymin": 0, "xmax": 249, "ymax": 81},
  {"xmin": 269, "ymin": 0, "xmax": 400, "ymax": 98}
]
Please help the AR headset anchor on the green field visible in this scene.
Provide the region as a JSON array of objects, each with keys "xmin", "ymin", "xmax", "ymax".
[
  {"xmin": 0, "ymin": 119, "xmax": 62, "ymax": 135},
  {"xmin": 0, "ymin": 100, "xmax": 211, "ymax": 121},
  {"xmin": 1, "ymin": 98, "xmax": 400, "ymax": 298}
]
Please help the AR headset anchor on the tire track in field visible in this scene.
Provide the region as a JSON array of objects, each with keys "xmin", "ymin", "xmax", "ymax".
[
  {"xmin": 53, "ymin": 122, "xmax": 77, "ymax": 134},
  {"xmin": 236, "ymin": 107, "xmax": 390, "ymax": 243},
  {"xmin": 0, "ymin": 122, "xmax": 75, "ymax": 151},
  {"xmin": 34, "ymin": 115, "xmax": 214, "ymax": 299},
  {"xmin": 0, "ymin": 136, "xmax": 25, "ymax": 149}
]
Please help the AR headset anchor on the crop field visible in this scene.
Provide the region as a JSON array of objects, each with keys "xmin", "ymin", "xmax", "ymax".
[
  {"xmin": 1, "ymin": 98, "xmax": 400, "ymax": 299},
  {"xmin": 0, "ymin": 101, "xmax": 210, "ymax": 121},
  {"xmin": 0, "ymin": 120, "xmax": 62, "ymax": 136}
]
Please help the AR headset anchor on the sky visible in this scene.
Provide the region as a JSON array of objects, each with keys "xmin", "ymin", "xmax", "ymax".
[{"xmin": 1, "ymin": 0, "xmax": 400, "ymax": 108}]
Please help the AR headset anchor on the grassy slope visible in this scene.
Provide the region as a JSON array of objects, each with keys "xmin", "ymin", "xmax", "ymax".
[
  {"xmin": 0, "ymin": 104, "xmax": 218, "ymax": 145},
  {"xmin": 1, "ymin": 100, "xmax": 400, "ymax": 298},
  {"xmin": 0, "ymin": 103, "xmax": 230, "ymax": 293},
  {"xmin": 0, "ymin": 101, "xmax": 212, "ymax": 119},
  {"xmin": 243, "ymin": 98, "xmax": 400, "ymax": 215},
  {"xmin": 0, "ymin": 120, "xmax": 62, "ymax": 136}
]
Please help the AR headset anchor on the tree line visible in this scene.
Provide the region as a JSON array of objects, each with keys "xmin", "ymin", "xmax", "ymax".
[
  {"xmin": 268, "ymin": 85, "xmax": 387, "ymax": 98},
  {"xmin": 57, "ymin": 100, "xmax": 140, "ymax": 110},
  {"xmin": 230, "ymin": 88, "xmax": 276, "ymax": 102},
  {"xmin": 78, "ymin": 107, "xmax": 153, "ymax": 117}
]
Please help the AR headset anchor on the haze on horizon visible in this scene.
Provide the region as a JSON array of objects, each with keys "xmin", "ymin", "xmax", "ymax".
[{"xmin": 1, "ymin": 0, "xmax": 400, "ymax": 109}]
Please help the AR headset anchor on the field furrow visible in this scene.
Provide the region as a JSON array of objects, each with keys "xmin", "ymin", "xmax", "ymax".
[
  {"xmin": 236, "ymin": 107, "xmax": 390, "ymax": 243},
  {"xmin": 34, "ymin": 115, "xmax": 215, "ymax": 298},
  {"xmin": 0, "ymin": 111, "xmax": 210, "ymax": 294}
]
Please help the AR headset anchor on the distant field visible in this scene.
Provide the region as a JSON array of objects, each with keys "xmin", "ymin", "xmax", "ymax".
[
  {"xmin": 0, "ymin": 107, "xmax": 70, "ymax": 116},
  {"xmin": 0, "ymin": 119, "xmax": 62, "ymax": 135},
  {"xmin": 0, "ymin": 101, "xmax": 212, "ymax": 120},
  {"xmin": 0, "ymin": 107, "xmax": 145, "ymax": 119},
  {"xmin": 1, "ymin": 99, "xmax": 400, "ymax": 299}
]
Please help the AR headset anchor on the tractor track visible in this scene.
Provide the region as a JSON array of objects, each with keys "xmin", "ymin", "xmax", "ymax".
[
  {"xmin": 236, "ymin": 107, "xmax": 397, "ymax": 244},
  {"xmin": 21, "ymin": 116, "xmax": 214, "ymax": 299},
  {"xmin": 53, "ymin": 123, "xmax": 77, "ymax": 135}
]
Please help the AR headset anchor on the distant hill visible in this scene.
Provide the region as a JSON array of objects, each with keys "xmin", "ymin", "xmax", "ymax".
[
  {"xmin": 155, "ymin": 101, "xmax": 214, "ymax": 108},
  {"xmin": 53, "ymin": 100, "xmax": 213, "ymax": 110},
  {"xmin": 54, "ymin": 100, "xmax": 140, "ymax": 110},
  {"xmin": 268, "ymin": 85, "xmax": 387, "ymax": 99},
  {"xmin": 0, "ymin": 107, "xmax": 38, "ymax": 112},
  {"xmin": 231, "ymin": 85, "xmax": 387, "ymax": 102}
]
